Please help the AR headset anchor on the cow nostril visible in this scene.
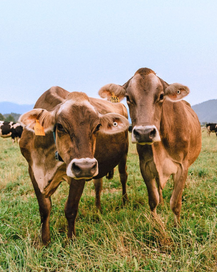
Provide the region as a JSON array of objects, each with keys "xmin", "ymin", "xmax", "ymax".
[
  {"xmin": 133, "ymin": 129, "xmax": 140, "ymax": 138},
  {"xmin": 72, "ymin": 162, "xmax": 81, "ymax": 175},
  {"xmin": 90, "ymin": 162, "xmax": 97, "ymax": 174},
  {"xmin": 149, "ymin": 128, "xmax": 156, "ymax": 139}
]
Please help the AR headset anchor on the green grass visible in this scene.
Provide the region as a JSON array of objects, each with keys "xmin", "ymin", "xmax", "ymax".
[{"xmin": 0, "ymin": 130, "xmax": 216, "ymax": 271}]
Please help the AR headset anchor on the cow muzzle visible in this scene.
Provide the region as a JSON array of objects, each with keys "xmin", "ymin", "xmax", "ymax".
[
  {"xmin": 132, "ymin": 125, "xmax": 161, "ymax": 145},
  {"xmin": 66, "ymin": 158, "xmax": 98, "ymax": 179}
]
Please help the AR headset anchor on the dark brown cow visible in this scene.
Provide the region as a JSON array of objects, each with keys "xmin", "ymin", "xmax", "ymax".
[
  {"xmin": 99, "ymin": 68, "xmax": 202, "ymax": 225},
  {"xmin": 19, "ymin": 86, "xmax": 129, "ymax": 244},
  {"xmin": 205, "ymin": 123, "xmax": 217, "ymax": 136}
]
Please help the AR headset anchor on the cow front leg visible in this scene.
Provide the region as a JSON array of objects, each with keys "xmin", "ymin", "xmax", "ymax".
[
  {"xmin": 64, "ymin": 179, "xmax": 85, "ymax": 239},
  {"xmin": 145, "ymin": 178, "xmax": 160, "ymax": 217},
  {"xmin": 140, "ymin": 163, "xmax": 159, "ymax": 216},
  {"xmin": 29, "ymin": 167, "xmax": 52, "ymax": 245},
  {"xmin": 118, "ymin": 154, "xmax": 128, "ymax": 204},
  {"xmin": 93, "ymin": 178, "xmax": 103, "ymax": 211},
  {"xmin": 156, "ymin": 177, "xmax": 164, "ymax": 205},
  {"xmin": 170, "ymin": 166, "xmax": 188, "ymax": 226}
]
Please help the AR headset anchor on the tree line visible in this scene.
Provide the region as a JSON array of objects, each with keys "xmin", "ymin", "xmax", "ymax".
[{"xmin": 0, "ymin": 113, "xmax": 21, "ymax": 122}]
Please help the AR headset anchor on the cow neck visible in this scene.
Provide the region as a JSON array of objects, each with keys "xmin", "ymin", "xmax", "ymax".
[{"xmin": 53, "ymin": 124, "xmax": 64, "ymax": 162}]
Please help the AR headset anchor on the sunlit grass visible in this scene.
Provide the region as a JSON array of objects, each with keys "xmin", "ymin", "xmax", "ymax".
[{"xmin": 0, "ymin": 131, "xmax": 216, "ymax": 271}]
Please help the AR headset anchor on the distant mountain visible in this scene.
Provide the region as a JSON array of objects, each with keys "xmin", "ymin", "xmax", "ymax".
[
  {"xmin": 192, "ymin": 99, "xmax": 217, "ymax": 124},
  {"xmin": 0, "ymin": 99, "xmax": 216, "ymax": 124},
  {"xmin": 0, "ymin": 102, "xmax": 34, "ymax": 115}
]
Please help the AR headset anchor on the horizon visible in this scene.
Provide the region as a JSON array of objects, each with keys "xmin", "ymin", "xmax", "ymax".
[
  {"xmin": 1, "ymin": 97, "xmax": 217, "ymax": 108},
  {"xmin": 1, "ymin": 99, "xmax": 217, "ymax": 124}
]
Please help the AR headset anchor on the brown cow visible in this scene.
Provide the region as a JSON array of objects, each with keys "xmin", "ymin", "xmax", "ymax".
[
  {"xmin": 99, "ymin": 67, "xmax": 202, "ymax": 225},
  {"xmin": 19, "ymin": 86, "xmax": 129, "ymax": 244}
]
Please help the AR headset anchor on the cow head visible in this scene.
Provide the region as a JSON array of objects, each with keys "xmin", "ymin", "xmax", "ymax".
[
  {"xmin": 19, "ymin": 92, "xmax": 129, "ymax": 179},
  {"xmin": 99, "ymin": 68, "xmax": 190, "ymax": 145}
]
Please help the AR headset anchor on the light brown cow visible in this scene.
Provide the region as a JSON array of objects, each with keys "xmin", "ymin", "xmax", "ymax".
[
  {"xmin": 19, "ymin": 86, "xmax": 129, "ymax": 244},
  {"xmin": 99, "ymin": 68, "xmax": 202, "ymax": 225}
]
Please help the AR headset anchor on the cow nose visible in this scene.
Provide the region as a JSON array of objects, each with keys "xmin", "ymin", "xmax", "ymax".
[
  {"xmin": 70, "ymin": 158, "xmax": 98, "ymax": 179},
  {"xmin": 133, "ymin": 126, "xmax": 156, "ymax": 141},
  {"xmin": 132, "ymin": 125, "xmax": 161, "ymax": 144}
]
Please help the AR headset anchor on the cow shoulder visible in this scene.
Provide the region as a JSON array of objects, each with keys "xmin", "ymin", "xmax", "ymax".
[
  {"xmin": 160, "ymin": 100, "xmax": 201, "ymax": 159},
  {"xmin": 161, "ymin": 100, "xmax": 195, "ymax": 145}
]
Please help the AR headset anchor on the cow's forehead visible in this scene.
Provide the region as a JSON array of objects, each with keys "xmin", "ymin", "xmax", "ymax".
[
  {"xmin": 129, "ymin": 73, "xmax": 161, "ymax": 94},
  {"xmin": 57, "ymin": 98, "xmax": 97, "ymax": 115},
  {"xmin": 149, "ymin": 73, "xmax": 161, "ymax": 88}
]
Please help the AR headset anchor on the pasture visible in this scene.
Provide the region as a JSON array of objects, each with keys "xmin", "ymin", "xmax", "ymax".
[{"xmin": 0, "ymin": 130, "xmax": 216, "ymax": 271}]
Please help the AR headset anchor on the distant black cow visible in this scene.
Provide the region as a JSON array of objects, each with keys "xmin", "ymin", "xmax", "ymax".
[
  {"xmin": 0, "ymin": 121, "xmax": 23, "ymax": 142},
  {"xmin": 206, "ymin": 123, "xmax": 217, "ymax": 136}
]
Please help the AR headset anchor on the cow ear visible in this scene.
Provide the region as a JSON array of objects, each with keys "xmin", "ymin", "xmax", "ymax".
[
  {"xmin": 165, "ymin": 83, "xmax": 190, "ymax": 101},
  {"xmin": 98, "ymin": 84, "xmax": 126, "ymax": 101},
  {"xmin": 99, "ymin": 113, "xmax": 129, "ymax": 134},
  {"xmin": 18, "ymin": 108, "xmax": 55, "ymax": 134}
]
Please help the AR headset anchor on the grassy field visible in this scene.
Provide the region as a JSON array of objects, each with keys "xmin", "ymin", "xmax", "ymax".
[{"xmin": 0, "ymin": 130, "xmax": 216, "ymax": 271}]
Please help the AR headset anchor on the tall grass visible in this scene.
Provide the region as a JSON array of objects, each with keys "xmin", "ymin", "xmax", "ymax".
[{"xmin": 0, "ymin": 130, "xmax": 216, "ymax": 271}]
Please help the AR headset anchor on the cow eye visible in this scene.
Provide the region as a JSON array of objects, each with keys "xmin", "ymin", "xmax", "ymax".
[
  {"xmin": 159, "ymin": 93, "xmax": 164, "ymax": 101},
  {"xmin": 94, "ymin": 124, "xmax": 101, "ymax": 133},
  {"xmin": 126, "ymin": 95, "xmax": 131, "ymax": 104},
  {"xmin": 56, "ymin": 123, "xmax": 65, "ymax": 132}
]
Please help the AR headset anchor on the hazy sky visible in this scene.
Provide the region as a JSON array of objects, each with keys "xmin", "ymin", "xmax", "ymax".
[{"xmin": 1, "ymin": 0, "xmax": 217, "ymax": 106}]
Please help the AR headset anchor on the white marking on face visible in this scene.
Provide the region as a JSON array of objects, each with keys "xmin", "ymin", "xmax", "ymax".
[
  {"xmin": 130, "ymin": 76, "xmax": 138, "ymax": 89},
  {"xmin": 66, "ymin": 158, "xmax": 98, "ymax": 178},
  {"xmin": 58, "ymin": 99, "xmax": 97, "ymax": 115},
  {"xmin": 58, "ymin": 100, "xmax": 74, "ymax": 114},
  {"xmin": 149, "ymin": 73, "xmax": 160, "ymax": 89}
]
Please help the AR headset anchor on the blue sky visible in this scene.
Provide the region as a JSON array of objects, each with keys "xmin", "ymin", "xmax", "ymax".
[{"xmin": 0, "ymin": 0, "xmax": 216, "ymax": 106}]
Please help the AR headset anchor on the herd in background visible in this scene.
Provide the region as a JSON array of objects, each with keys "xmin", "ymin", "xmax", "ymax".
[{"xmin": 0, "ymin": 120, "xmax": 23, "ymax": 142}]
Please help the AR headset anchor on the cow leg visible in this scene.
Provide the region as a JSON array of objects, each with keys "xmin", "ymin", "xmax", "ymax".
[
  {"xmin": 29, "ymin": 167, "xmax": 52, "ymax": 245},
  {"xmin": 118, "ymin": 154, "xmax": 128, "ymax": 204},
  {"xmin": 93, "ymin": 178, "xmax": 103, "ymax": 211},
  {"xmin": 64, "ymin": 179, "xmax": 85, "ymax": 239},
  {"xmin": 170, "ymin": 166, "xmax": 188, "ymax": 226},
  {"xmin": 156, "ymin": 177, "xmax": 164, "ymax": 205},
  {"xmin": 140, "ymin": 163, "xmax": 159, "ymax": 216},
  {"xmin": 145, "ymin": 178, "xmax": 159, "ymax": 216}
]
